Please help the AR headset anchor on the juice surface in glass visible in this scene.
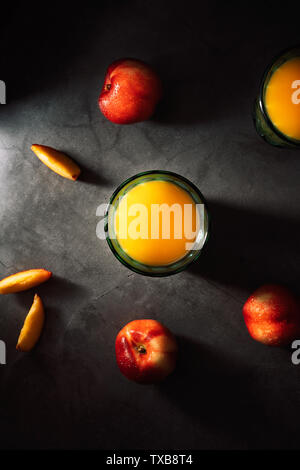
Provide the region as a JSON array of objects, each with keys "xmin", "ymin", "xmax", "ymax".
[
  {"xmin": 264, "ymin": 57, "xmax": 300, "ymax": 141},
  {"xmin": 114, "ymin": 180, "xmax": 198, "ymax": 266}
]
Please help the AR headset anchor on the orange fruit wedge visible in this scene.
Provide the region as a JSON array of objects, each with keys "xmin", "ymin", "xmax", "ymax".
[
  {"xmin": 0, "ymin": 269, "xmax": 52, "ymax": 294},
  {"xmin": 31, "ymin": 144, "xmax": 81, "ymax": 181},
  {"xmin": 16, "ymin": 294, "xmax": 45, "ymax": 351}
]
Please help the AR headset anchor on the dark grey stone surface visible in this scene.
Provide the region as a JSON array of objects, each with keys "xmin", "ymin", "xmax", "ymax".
[{"xmin": 0, "ymin": 1, "xmax": 300, "ymax": 449}]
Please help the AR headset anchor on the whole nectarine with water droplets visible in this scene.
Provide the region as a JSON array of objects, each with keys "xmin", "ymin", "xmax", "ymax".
[
  {"xmin": 243, "ymin": 284, "xmax": 300, "ymax": 346},
  {"xmin": 115, "ymin": 319, "xmax": 178, "ymax": 383},
  {"xmin": 98, "ymin": 59, "xmax": 162, "ymax": 124}
]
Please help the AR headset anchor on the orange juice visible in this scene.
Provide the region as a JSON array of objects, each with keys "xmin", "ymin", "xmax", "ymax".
[
  {"xmin": 265, "ymin": 57, "xmax": 300, "ymax": 140},
  {"xmin": 114, "ymin": 180, "xmax": 198, "ymax": 266}
]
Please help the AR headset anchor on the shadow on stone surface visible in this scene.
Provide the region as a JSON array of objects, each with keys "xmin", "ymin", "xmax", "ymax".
[{"xmin": 189, "ymin": 200, "xmax": 300, "ymax": 295}]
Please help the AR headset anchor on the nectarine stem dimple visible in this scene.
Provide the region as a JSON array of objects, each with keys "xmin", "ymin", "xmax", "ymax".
[
  {"xmin": 106, "ymin": 84, "xmax": 111, "ymax": 91},
  {"xmin": 137, "ymin": 345, "xmax": 147, "ymax": 355}
]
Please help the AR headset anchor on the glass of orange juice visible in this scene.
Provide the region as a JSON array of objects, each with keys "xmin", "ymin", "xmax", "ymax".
[
  {"xmin": 105, "ymin": 171, "xmax": 210, "ymax": 276},
  {"xmin": 254, "ymin": 46, "xmax": 300, "ymax": 147}
]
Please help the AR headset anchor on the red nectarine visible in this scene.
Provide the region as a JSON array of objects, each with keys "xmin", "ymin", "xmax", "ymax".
[
  {"xmin": 243, "ymin": 284, "xmax": 300, "ymax": 346},
  {"xmin": 98, "ymin": 59, "xmax": 162, "ymax": 124},
  {"xmin": 115, "ymin": 319, "xmax": 178, "ymax": 383}
]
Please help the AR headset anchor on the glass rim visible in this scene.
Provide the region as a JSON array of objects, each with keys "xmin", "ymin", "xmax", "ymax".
[
  {"xmin": 258, "ymin": 45, "xmax": 300, "ymax": 147},
  {"xmin": 104, "ymin": 170, "xmax": 210, "ymax": 277}
]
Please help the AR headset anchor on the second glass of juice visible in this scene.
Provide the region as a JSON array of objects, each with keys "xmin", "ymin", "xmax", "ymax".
[{"xmin": 254, "ymin": 46, "xmax": 300, "ymax": 148}]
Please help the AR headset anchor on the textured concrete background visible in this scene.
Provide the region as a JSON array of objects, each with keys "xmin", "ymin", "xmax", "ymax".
[{"xmin": 0, "ymin": 1, "xmax": 300, "ymax": 449}]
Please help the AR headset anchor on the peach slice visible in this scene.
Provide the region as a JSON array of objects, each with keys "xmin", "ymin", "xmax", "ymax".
[
  {"xmin": 0, "ymin": 269, "xmax": 52, "ymax": 294},
  {"xmin": 16, "ymin": 294, "xmax": 45, "ymax": 351},
  {"xmin": 31, "ymin": 144, "xmax": 81, "ymax": 181}
]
